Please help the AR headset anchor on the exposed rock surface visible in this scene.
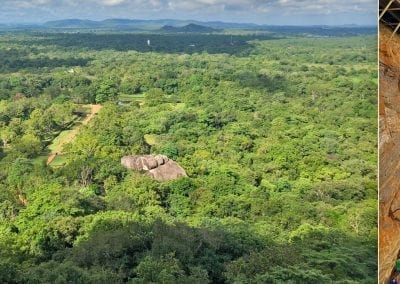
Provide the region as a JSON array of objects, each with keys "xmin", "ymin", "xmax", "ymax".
[
  {"xmin": 121, "ymin": 154, "xmax": 187, "ymax": 181},
  {"xmin": 380, "ymin": 24, "xmax": 400, "ymax": 283}
]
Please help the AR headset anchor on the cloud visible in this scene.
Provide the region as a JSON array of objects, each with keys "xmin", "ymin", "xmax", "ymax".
[
  {"xmin": 1, "ymin": 0, "xmax": 376, "ymax": 11},
  {"xmin": 0, "ymin": 0, "xmax": 377, "ymax": 25},
  {"xmin": 166, "ymin": 0, "xmax": 376, "ymax": 14},
  {"xmin": 100, "ymin": 0, "xmax": 127, "ymax": 6}
]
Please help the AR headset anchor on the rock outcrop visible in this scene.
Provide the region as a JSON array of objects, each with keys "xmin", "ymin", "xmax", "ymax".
[
  {"xmin": 380, "ymin": 24, "xmax": 400, "ymax": 283},
  {"xmin": 121, "ymin": 154, "xmax": 187, "ymax": 181}
]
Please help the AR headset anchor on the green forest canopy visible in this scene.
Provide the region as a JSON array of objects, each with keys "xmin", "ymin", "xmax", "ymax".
[{"xmin": 0, "ymin": 31, "xmax": 377, "ymax": 283}]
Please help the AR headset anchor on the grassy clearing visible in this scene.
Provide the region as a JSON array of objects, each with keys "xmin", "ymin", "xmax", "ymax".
[
  {"xmin": 48, "ymin": 128, "xmax": 77, "ymax": 154},
  {"xmin": 119, "ymin": 93, "xmax": 146, "ymax": 103},
  {"xmin": 46, "ymin": 104, "xmax": 102, "ymax": 166},
  {"xmin": 32, "ymin": 155, "xmax": 48, "ymax": 166},
  {"xmin": 50, "ymin": 155, "xmax": 69, "ymax": 167},
  {"xmin": 76, "ymin": 104, "xmax": 92, "ymax": 113},
  {"xmin": 171, "ymin": 102, "xmax": 185, "ymax": 110},
  {"xmin": 144, "ymin": 134, "xmax": 158, "ymax": 146}
]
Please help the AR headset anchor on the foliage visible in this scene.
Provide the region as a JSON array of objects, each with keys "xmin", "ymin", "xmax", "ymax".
[{"xmin": 0, "ymin": 30, "xmax": 377, "ymax": 283}]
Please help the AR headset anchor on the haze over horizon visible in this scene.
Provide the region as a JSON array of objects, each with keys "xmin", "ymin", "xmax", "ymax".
[{"xmin": 1, "ymin": 0, "xmax": 376, "ymax": 26}]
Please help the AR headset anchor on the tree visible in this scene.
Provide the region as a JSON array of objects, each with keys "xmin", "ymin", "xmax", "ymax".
[
  {"xmin": 145, "ymin": 88, "xmax": 165, "ymax": 107},
  {"xmin": 95, "ymin": 79, "xmax": 118, "ymax": 103}
]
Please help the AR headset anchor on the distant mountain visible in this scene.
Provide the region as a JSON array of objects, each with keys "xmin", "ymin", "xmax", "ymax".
[
  {"xmin": 160, "ymin": 24, "xmax": 220, "ymax": 33},
  {"xmin": 42, "ymin": 18, "xmax": 256, "ymax": 30},
  {"xmin": 34, "ymin": 19, "xmax": 377, "ymax": 36},
  {"xmin": 44, "ymin": 19, "xmax": 99, "ymax": 28},
  {"xmin": 199, "ymin": 21, "xmax": 258, "ymax": 29}
]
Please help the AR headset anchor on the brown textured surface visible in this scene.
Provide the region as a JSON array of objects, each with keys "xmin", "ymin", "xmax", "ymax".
[
  {"xmin": 121, "ymin": 154, "xmax": 187, "ymax": 181},
  {"xmin": 380, "ymin": 24, "xmax": 400, "ymax": 284},
  {"xmin": 148, "ymin": 160, "xmax": 188, "ymax": 181}
]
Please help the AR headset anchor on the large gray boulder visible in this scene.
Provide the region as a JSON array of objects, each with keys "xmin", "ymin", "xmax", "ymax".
[{"xmin": 121, "ymin": 154, "xmax": 187, "ymax": 181}]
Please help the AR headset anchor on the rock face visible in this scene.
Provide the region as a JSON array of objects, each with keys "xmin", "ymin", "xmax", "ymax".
[
  {"xmin": 121, "ymin": 154, "xmax": 187, "ymax": 182},
  {"xmin": 380, "ymin": 25, "xmax": 400, "ymax": 283}
]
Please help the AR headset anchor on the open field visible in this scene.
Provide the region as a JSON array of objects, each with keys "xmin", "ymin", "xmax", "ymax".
[{"xmin": 47, "ymin": 104, "xmax": 102, "ymax": 165}]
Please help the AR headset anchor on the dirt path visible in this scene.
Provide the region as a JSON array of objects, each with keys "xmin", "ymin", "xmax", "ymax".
[
  {"xmin": 82, "ymin": 104, "xmax": 102, "ymax": 125},
  {"xmin": 47, "ymin": 104, "xmax": 102, "ymax": 165},
  {"xmin": 46, "ymin": 154, "xmax": 57, "ymax": 166}
]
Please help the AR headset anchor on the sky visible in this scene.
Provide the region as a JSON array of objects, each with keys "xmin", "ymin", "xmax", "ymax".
[{"xmin": 0, "ymin": 0, "xmax": 377, "ymax": 26}]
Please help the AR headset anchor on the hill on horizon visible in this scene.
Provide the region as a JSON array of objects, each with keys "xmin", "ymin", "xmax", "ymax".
[
  {"xmin": 0, "ymin": 18, "xmax": 376, "ymax": 37},
  {"xmin": 160, "ymin": 23, "xmax": 220, "ymax": 33},
  {"xmin": 42, "ymin": 18, "xmax": 256, "ymax": 30}
]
